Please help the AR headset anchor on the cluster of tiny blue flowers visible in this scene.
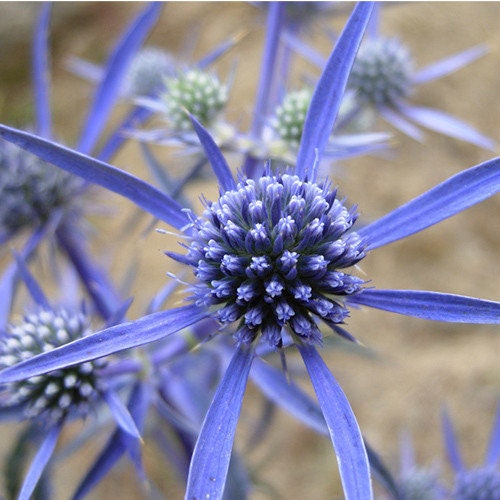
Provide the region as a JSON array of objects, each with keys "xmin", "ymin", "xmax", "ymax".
[
  {"xmin": 0, "ymin": 141, "xmax": 78, "ymax": 235},
  {"xmin": 0, "ymin": 309, "xmax": 105, "ymax": 422},
  {"xmin": 162, "ymin": 68, "xmax": 229, "ymax": 131},
  {"xmin": 349, "ymin": 36, "xmax": 414, "ymax": 107},
  {"xmin": 185, "ymin": 172, "xmax": 366, "ymax": 348},
  {"xmin": 452, "ymin": 467, "xmax": 500, "ymax": 500}
]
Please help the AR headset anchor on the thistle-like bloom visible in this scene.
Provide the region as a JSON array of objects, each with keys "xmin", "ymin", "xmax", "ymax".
[
  {"xmin": 0, "ymin": 3, "xmax": 499, "ymax": 499},
  {"xmin": 0, "ymin": 140, "xmax": 79, "ymax": 242},
  {"xmin": 162, "ymin": 69, "xmax": 229, "ymax": 131},
  {"xmin": 180, "ymin": 171, "xmax": 365, "ymax": 348},
  {"xmin": 442, "ymin": 405, "xmax": 500, "ymax": 500},
  {"xmin": 341, "ymin": 5, "xmax": 496, "ymax": 149},
  {"xmin": 0, "ymin": 308, "xmax": 105, "ymax": 423},
  {"xmin": 0, "ymin": 260, "xmax": 143, "ymax": 500},
  {"xmin": 122, "ymin": 46, "xmax": 176, "ymax": 97}
]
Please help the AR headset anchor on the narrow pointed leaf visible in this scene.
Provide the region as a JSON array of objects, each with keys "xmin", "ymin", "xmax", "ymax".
[
  {"xmin": 348, "ymin": 289, "xmax": 500, "ymax": 323},
  {"xmin": 33, "ymin": 2, "xmax": 52, "ymax": 138},
  {"xmin": 296, "ymin": 2, "xmax": 374, "ymax": 180},
  {"xmin": 19, "ymin": 421, "xmax": 62, "ymax": 500},
  {"xmin": 358, "ymin": 157, "xmax": 500, "ymax": 250},
  {"xmin": 77, "ymin": 2, "xmax": 163, "ymax": 154},
  {"xmin": 103, "ymin": 389, "xmax": 141, "ymax": 440},
  {"xmin": 0, "ymin": 305, "xmax": 209, "ymax": 384},
  {"xmin": 186, "ymin": 344, "xmax": 254, "ymax": 500},
  {"xmin": 399, "ymin": 104, "xmax": 496, "ymax": 150},
  {"xmin": 190, "ymin": 114, "xmax": 236, "ymax": 192},
  {"xmin": 0, "ymin": 125, "xmax": 190, "ymax": 230},
  {"xmin": 298, "ymin": 344, "xmax": 372, "ymax": 500},
  {"xmin": 413, "ymin": 45, "xmax": 487, "ymax": 84}
]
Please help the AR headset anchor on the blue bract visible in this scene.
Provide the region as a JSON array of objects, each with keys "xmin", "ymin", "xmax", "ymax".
[{"xmin": 181, "ymin": 172, "xmax": 365, "ymax": 347}]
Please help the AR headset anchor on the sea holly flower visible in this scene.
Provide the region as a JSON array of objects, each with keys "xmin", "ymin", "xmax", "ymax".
[
  {"xmin": 342, "ymin": 4, "xmax": 496, "ymax": 149},
  {"xmin": 0, "ymin": 139, "xmax": 80, "ymax": 244},
  {"xmin": 0, "ymin": 3, "xmax": 500, "ymax": 499},
  {"xmin": 442, "ymin": 404, "xmax": 500, "ymax": 499},
  {"xmin": 0, "ymin": 259, "xmax": 142, "ymax": 500}
]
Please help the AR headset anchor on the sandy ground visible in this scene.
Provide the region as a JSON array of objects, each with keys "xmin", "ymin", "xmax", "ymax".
[{"xmin": 1, "ymin": 2, "xmax": 499, "ymax": 499}]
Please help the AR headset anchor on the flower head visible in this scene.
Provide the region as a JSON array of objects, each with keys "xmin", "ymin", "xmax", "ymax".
[
  {"xmin": 0, "ymin": 308, "xmax": 105, "ymax": 423},
  {"xmin": 452, "ymin": 467, "xmax": 500, "ymax": 500},
  {"xmin": 184, "ymin": 171, "xmax": 365, "ymax": 347},
  {"xmin": 349, "ymin": 36, "xmax": 414, "ymax": 107},
  {"xmin": 123, "ymin": 46, "xmax": 176, "ymax": 97},
  {"xmin": 0, "ymin": 141, "xmax": 79, "ymax": 237},
  {"xmin": 162, "ymin": 68, "xmax": 229, "ymax": 131}
]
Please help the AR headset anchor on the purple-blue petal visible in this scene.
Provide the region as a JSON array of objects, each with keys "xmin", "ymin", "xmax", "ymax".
[
  {"xmin": 97, "ymin": 106, "xmax": 154, "ymax": 162},
  {"xmin": 379, "ymin": 105, "xmax": 425, "ymax": 142},
  {"xmin": 358, "ymin": 157, "xmax": 500, "ymax": 250},
  {"xmin": 0, "ymin": 125, "xmax": 190, "ymax": 231},
  {"xmin": 441, "ymin": 407, "xmax": 465, "ymax": 473},
  {"xmin": 73, "ymin": 381, "xmax": 151, "ymax": 500},
  {"xmin": 298, "ymin": 344, "xmax": 372, "ymax": 500},
  {"xmin": 348, "ymin": 289, "xmax": 500, "ymax": 323},
  {"xmin": 0, "ymin": 224, "xmax": 48, "ymax": 329},
  {"xmin": 296, "ymin": 2, "xmax": 374, "ymax": 181},
  {"xmin": 398, "ymin": 104, "xmax": 496, "ymax": 150},
  {"xmin": 103, "ymin": 389, "xmax": 142, "ymax": 440},
  {"xmin": 190, "ymin": 114, "xmax": 236, "ymax": 192},
  {"xmin": 32, "ymin": 2, "xmax": 52, "ymax": 139},
  {"xmin": 186, "ymin": 344, "xmax": 254, "ymax": 500},
  {"xmin": 0, "ymin": 304, "xmax": 209, "ymax": 384},
  {"xmin": 77, "ymin": 3, "xmax": 163, "ymax": 154},
  {"xmin": 243, "ymin": 2, "xmax": 285, "ymax": 179},
  {"xmin": 13, "ymin": 252, "xmax": 50, "ymax": 309},
  {"xmin": 19, "ymin": 421, "xmax": 63, "ymax": 500},
  {"xmin": 413, "ymin": 45, "xmax": 487, "ymax": 85}
]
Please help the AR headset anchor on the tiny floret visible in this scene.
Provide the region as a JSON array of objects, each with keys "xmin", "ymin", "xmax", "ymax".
[
  {"xmin": 349, "ymin": 36, "xmax": 414, "ymax": 107},
  {"xmin": 185, "ymin": 173, "xmax": 366, "ymax": 348},
  {"xmin": 0, "ymin": 309, "xmax": 106, "ymax": 422}
]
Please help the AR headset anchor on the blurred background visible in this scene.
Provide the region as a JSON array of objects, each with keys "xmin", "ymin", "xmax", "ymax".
[{"xmin": 0, "ymin": 2, "xmax": 499, "ymax": 498}]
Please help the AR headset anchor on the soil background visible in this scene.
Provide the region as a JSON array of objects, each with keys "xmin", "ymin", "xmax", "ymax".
[{"xmin": 0, "ymin": 2, "xmax": 499, "ymax": 499}]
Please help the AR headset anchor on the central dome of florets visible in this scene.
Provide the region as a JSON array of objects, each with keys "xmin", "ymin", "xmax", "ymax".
[
  {"xmin": 186, "ymin": 173, "xmax": 366, "ymax": 348},
  {"xmin": 0, "ymin": 309, "xmax": 106, "ymax": 423},
  {"xmin": 349, "ymin": 36, "xmax": 414, "ymax": 107}
]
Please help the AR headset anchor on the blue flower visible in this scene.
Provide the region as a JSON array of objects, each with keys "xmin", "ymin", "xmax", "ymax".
[
  {"xmin": 343, "ymin": 4, "xmax": 496, "ymax": 149},
  {"xmin": 0, "ymin": 257, "xmax": 143, "ymax": 500},
  {"xmin": 0, "ymin": 3, "xmax": 499, "ymax": 499}
]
